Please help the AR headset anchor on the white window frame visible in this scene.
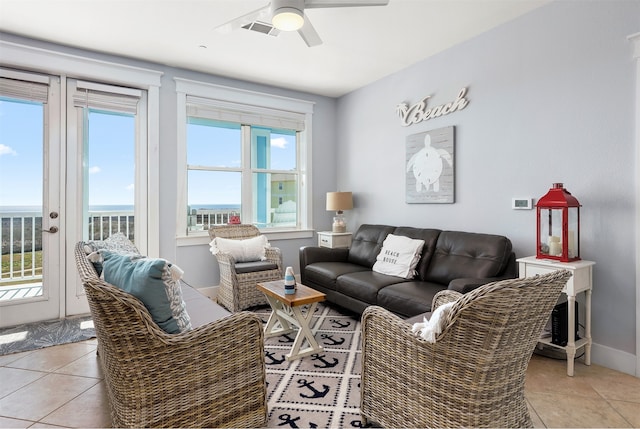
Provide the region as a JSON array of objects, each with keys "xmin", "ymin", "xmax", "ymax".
[{"xmin": 175, "ymin": 78, "xmax": 314, "ymax": 245}]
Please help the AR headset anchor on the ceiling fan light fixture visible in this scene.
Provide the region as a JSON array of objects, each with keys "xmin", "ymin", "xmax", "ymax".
[{"xmin": 272, "ymin": 7, "xmax": 304, "ymax": 31}]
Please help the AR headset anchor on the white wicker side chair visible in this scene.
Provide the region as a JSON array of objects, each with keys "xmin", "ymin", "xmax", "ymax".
[{"xmin": 209, "ymin": 224, "xmax": 283, "ymax": 312}]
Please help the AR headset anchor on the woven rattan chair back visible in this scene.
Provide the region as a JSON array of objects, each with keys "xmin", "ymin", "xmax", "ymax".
[
  {"xmin": 74, "ymin": 242, "xmax": 267, "ymax": 428},
  {"xmin": 361, "ymin": 269, "xmax": 572, "ymax": 428},
  {"xmin": 208, "ymin": 224, "xmax": 283, "ymax": 312},
  {"xmin": 208, "ymin": 223, "xmax": 261, "ymax": 241}
]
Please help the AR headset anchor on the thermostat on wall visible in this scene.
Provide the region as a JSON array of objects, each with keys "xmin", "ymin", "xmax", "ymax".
[{"xmin": 512, "ymin": 198, "xmax": 533, "ymax": 210}]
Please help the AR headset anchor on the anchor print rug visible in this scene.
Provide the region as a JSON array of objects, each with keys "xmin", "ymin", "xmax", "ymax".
[{"xmin": 254, "ymin": 303, "xmax": 367, "ymax": 428}]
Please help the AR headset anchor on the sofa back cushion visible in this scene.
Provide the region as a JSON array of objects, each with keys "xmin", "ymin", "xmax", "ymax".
[
  {"xmin": 348, "ymin": 224, "xmax": 396, "ymax": 268},
  {"xmin": 392, "ymin": 227, "xmax": 441, "ymax": 280},
  {"xmin": 424, "ymin": 231, "xmax": 513, "ymax": 285}
]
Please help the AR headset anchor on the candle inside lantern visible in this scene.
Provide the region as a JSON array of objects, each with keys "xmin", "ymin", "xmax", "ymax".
[{"xmin": 548, "ymin": 236, "xmax": 561, "ymax": 256}]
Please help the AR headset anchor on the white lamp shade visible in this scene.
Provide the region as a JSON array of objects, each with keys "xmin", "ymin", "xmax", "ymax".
[{"xmin": 326, "ymin": 192, "xmax": 353, "ymax": 211}]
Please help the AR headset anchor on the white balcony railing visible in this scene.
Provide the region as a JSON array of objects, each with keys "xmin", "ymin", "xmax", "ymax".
[
  {"xmin": 2, "ymin": 208, "xmax": 238, "ymax": 286},
  {"xmin": 1, "ymin": 210, "xmax": 136, "ymax": 285}
]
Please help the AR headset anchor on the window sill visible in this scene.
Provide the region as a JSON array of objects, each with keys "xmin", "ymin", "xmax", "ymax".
[{"xmin": 176, "ymin": 228, "xmax": 315, "ymax": 247}]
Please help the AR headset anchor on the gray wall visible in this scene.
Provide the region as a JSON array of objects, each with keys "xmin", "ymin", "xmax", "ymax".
[{"xmin": 336, "ymin": 0, "xmax": 639, "ymax": 369}]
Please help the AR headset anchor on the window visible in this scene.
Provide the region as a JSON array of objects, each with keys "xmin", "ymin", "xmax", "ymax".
[{"xmin": 176, "ymin": 79, "xmax": 313, "ymax": 238}]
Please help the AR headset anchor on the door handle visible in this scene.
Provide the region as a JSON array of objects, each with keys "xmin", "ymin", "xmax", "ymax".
[{"xmin": 43, "ymin": 226, "xmax": 59, "ymax": 233}]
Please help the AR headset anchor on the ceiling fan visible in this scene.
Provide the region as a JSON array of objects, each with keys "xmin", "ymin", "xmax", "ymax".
[{"xmin": 215, "ymin": 0, "xmax": 390, "ymax": 47}]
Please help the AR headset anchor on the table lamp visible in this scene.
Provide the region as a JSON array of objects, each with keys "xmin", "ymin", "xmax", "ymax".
[{"xmin": 326, "ymin": 191, "xmax": 353, "ymax": 233}]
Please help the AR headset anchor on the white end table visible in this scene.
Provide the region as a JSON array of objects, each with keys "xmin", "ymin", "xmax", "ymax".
[
  {"xmin": 317, "ymin": 231, "xmax": 352, "ymax": 249},
  {"xmin": 517, "ymin": 256, "xmax": 595, "ymax": 376}
]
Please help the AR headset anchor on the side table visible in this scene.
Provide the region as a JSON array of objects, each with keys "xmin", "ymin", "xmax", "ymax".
[
  {"xmin": 517, "ymin": 256, "xmax": 595, "ymax": 376},
  {"xmin": 317, "ymin": 231, "xmax": 352, "ymax": 249},
  {"xmin": 256, "ymin": 280, "xmax": 326, "ymax": 361}
]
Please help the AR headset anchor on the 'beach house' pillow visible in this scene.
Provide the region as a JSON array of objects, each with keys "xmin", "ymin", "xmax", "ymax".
[
  {"xmin": 372, "ymin": 234, "xmax": 425, "ymax": 279},
  {"xmin": 101, "ymin": 251, "xmax": 192, "ymax": 334},
  {"xmin": 209, "ymin": 235, "xmax": 270, "ymax": 262}
]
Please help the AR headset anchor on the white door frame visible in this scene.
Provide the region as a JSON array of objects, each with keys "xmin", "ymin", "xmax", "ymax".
[
  {"xmin": 0, "ymin": 41, "xmax": 161, "ymax": 323},
  {"xmin": 628, "ymin": 31, "xmax": 640, "ymax": 378}
]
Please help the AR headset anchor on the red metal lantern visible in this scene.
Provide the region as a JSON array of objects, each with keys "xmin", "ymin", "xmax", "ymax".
[{"xmin": 536, "ymin": 183, "xmax": 581, "ymax": 262}]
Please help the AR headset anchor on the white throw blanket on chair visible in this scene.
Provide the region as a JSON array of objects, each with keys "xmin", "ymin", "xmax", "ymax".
[{"xmin": 411, "ymin": 301, "xmax": 455, "ymax": 343}]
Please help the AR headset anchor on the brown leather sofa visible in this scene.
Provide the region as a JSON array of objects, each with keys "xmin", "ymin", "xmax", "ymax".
[{"xmin": 300, "ymin": 224, "xmax": 517, "ymax": 318}]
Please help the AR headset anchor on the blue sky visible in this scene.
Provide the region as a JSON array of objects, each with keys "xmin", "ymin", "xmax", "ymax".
[
  {"xmin": 0, "ymin": 99, "xmax": 44, "ymax": 208},
  {"xmin": 0, "ymin": 98, "xmax": 135, "ymax": 208},
  {"xmin": 0, "ymin": 97, "xmax": 296, "ymax": 209}
]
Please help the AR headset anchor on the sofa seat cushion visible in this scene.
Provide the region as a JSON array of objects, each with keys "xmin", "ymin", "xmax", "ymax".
[
  {"xmin": 304, "ymin": 262, "xmax": 370, "ymax": 291},
  {"xmin": 377, "ymin": 282, "xmax": 445, "ymax": 318},
  {"xmin": 336, "ymin": 271, "xmax": 409, "ymax": 305},
  {"xmin": 181, "ymin": 285, "xmax": 231, "ymax": 328}
]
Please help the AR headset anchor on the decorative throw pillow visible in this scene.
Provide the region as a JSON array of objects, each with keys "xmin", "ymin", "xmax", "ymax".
[
  {"xmin": 209, "ymin": 235, "xmax": 270, "ymax": 262},
  {"xmin": 101, "ymin": 251, "xmax": 192, "ymax": 334},
  {"xmin": 372, "ymin": 234, "xmax": 425, "ymax": 279},
  {"xmin": 84, "ymin": 232, "xmax": 140, "ymax": 255},
  {"xmin": 83, "ymin": 233, "xmax": 140, "ymax": 275}
]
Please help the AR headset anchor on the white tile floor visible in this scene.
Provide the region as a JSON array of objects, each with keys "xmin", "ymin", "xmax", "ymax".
[{"xmin": 0, "ymin": 339, "xmax": 639, "ymax": 428}]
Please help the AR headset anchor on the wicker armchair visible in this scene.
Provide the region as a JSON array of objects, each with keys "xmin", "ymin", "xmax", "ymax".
[
  {"xmin": 209, "ymin": 224, "xmax": 283, "ymax": 312},
  {"xmin": 74, "ymin": 242, "xmax": 267, "ymax": 428},
  {"xmin": 361, "ymin": 269, "xmax": 572, "ymax": 428}
]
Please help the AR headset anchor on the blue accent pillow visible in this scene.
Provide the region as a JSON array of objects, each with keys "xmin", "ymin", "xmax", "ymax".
[{"xmin": 101, "ymin": 251, "xmax": 192, "ymax": 334}]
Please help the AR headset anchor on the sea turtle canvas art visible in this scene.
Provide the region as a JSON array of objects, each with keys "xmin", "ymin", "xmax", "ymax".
[{"xmin": 405, "ymin": 126, "xmax": 455, "ymax": 203}]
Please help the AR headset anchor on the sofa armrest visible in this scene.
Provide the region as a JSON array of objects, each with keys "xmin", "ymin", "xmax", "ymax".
[{"xmin": 299, "ymin": 245, "xmax": 349, "ymax": 267}]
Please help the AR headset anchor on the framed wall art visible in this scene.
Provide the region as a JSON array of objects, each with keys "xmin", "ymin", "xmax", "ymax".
[{"xmin": 406, "ymin": 126, "xmax": 455, "ymax": 204}]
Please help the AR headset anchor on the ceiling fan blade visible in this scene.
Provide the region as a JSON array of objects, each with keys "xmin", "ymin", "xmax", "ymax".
[
  {"xmin": 214, "ymin": 5, "xmax": 271, "ymax": 33},
  {"xmin": 298, "ymin": 15, "xmax": 323, "ymax": 47},
  {"xmin": 304, "ymin": 0, "xmax": 389, "ymax": 8}
]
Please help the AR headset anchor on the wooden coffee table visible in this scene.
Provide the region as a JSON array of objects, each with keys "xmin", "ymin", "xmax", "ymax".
[{"xmin": 256, "ymin": 280, "xmax": 326, "ymax": 361}]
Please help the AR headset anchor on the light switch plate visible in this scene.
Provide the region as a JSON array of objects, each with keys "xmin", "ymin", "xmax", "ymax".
[{"xmin": 512, "ymin": 198, "xmax": 533, "ymax": 210}]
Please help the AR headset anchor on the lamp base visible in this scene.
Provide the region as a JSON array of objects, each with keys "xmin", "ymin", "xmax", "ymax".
[{"xmin": 332, "ymin": 214, "xmax": 346, "ymax": 233}]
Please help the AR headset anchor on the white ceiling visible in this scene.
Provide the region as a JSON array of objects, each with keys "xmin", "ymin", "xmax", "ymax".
[{"xmin": 0, "ymin": 0, "xmax": 549, "ymax": 97}]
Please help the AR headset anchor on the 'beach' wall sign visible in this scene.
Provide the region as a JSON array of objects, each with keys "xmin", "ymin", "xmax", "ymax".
[{"xmin": 396, "ymin": 87, "xmax": 469, "ymax": 127}]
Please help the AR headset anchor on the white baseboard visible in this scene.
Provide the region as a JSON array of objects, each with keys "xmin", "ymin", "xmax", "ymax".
[{"xmin": 591, "ymin": 342, "xmax": 638, "ymax": 376}]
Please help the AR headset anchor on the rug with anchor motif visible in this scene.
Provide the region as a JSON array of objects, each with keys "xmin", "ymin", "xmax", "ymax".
[{"xmin": 254, "ymin": 302, "xmax": 368, "ymax": 429}]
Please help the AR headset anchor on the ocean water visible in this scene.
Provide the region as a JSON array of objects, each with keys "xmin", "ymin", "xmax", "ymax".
[{"xmin": 1, "ymin": 204, "xmax": 240, "ymax": 213}]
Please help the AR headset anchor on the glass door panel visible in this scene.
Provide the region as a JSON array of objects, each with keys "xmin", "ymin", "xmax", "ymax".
[{"xmin": 0, "ymin": 92, "xmax": 61, "ymax": 327}]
